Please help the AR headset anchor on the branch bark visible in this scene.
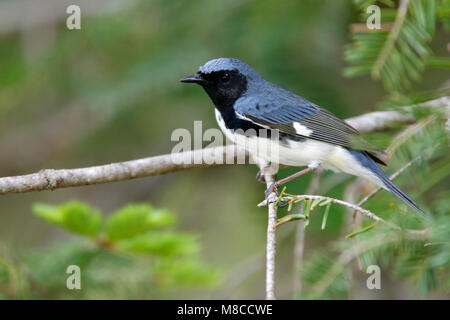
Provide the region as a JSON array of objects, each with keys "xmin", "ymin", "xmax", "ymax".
[
  {"xmin": 0, "ymin": 97, "xmax": 446, "ymax": 195},
  {"xmin": 262, "ymin": 173, "xmax": 278, "ymax": 300},
  {"xmin": 0, "ymin": 145, "xmax": 248, "ymax": 194},
  {"xmin": 345, "ymin": 96, "xmax": 448, "ymax": 132}
]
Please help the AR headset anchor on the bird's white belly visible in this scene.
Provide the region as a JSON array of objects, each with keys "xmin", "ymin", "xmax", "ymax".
[
  {"xmin": 244, "ymin": 135, "xmax": 335, "ymax": 168},
  {"xmin": 245, "ymin": 134, "xmax": 382, "ymax": 186}
]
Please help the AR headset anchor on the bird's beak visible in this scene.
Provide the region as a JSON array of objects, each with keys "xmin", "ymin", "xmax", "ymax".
[{"xmin": 180, "ymin": 73, "xmax": 204, "ymax": 84}]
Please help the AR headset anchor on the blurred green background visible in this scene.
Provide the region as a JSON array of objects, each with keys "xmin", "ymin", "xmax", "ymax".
[{"xmin": 0, "ymin": 0, "xmax": 448, "ymax": 299}]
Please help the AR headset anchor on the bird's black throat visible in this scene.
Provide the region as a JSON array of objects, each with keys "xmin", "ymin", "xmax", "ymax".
[
  {"xmin": 197, "ymin": 69, "xmax": 264, "ymax": 133},
  {"xmin": 199, "ymin": 69, "xmax": 248, "ymax": 113}
]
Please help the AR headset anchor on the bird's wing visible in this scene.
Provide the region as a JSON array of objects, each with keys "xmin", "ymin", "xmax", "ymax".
[{"xmin": 234, "ymin": 92, "xmax": 387, "ymax": 165}]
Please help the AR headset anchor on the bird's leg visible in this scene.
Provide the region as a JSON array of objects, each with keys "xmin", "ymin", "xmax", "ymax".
[
  {"xmin": 264, "ymin": 166, "xmax": 317, "ymax": 199},
  {"xmin": 256, "ymin": 165, "xmax": 297, "ymax": 184}
]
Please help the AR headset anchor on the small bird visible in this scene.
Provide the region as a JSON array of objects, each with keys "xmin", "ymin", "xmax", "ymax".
[{"xmin": 181, "ymin": 58, "xmax": 423, "ymax": 214}]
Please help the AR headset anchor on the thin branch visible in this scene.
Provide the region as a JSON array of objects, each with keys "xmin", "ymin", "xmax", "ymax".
[
  {"xmin": 345, "ymin": 96, "xmax": 448, "ymax": 133},
  {"xmin": 350, "ymin": 23, "xmax": 393, "ymax": 33},
  {"xmin": 0, "ymin": 145, "xmax": 248, "ymax": 194},
  {"xmin": 262, "ymin": 170, "xmax": 278, "ymax": 300},
  {"xmin": 259, "ymin": 195, "xmax": 386, "ymax": 226},
  {"xmin": 0, "ymin": 97, "xmax": 446, "ymax": 195}
]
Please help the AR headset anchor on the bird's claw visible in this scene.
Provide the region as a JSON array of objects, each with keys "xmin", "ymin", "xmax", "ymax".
[
  {"xmin": 256, "ymin": 170, "xmax": 266, "ymax": 184},
  {"xmin": 265, "ymin": 183, "xmax": 279, "ymax": 199}
]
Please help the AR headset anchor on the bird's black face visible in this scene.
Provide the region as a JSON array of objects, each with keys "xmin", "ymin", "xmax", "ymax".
[{"xmin": 180, "ymin": 69, "xmax": 248, "ymax": 111}]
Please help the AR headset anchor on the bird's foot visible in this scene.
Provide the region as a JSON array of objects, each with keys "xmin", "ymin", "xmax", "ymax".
[
  {"xmin": 256, "ymin": 170, "xmax": 266, "ymax": 184},
  {"xmin": 265, "ymin": 182, "xmax": 280, "ymax": 199}
]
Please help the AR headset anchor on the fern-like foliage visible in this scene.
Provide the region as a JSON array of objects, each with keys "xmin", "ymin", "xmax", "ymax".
[{"xmin": 344, "ymin": 0, "xmax": 446, "ymax": 92}]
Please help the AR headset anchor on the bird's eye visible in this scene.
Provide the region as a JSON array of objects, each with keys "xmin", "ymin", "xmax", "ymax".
[{"xmin": 220, "ymin": 73, "xmax": 231, "ymax": 84}]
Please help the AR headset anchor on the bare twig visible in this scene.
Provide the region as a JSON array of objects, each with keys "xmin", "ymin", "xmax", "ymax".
[
  {"xmin": 345, "ymin": 96, "xmax": 448, "ymax": 133},
  {"xmin": 261, "ymin": 169, "xmax": 278, "ymax": 300},
  {"xmin": 0, "ymin": 145, "xmax": 248, "ymax": 194},
  {"xmin": 350, "ymin": 23, "xmax": 393, "ymax": 33},
  {"xmin": 259, "ymin": 195, "xmax": 385, "ymax": 225}
]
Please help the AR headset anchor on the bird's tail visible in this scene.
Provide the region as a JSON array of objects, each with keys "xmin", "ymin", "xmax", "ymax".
[
  {"xmin": 351, "ymin": 150, "xmax": 424, "ymax": 216},
  {"xmin": 378, "ymin": 172, "xmax": 424, "ymax": 215}
]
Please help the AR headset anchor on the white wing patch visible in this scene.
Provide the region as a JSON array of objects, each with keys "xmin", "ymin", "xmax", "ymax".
[{"xmin": 293, "ymin": 122, "xmax": 313, "ymax": 136}]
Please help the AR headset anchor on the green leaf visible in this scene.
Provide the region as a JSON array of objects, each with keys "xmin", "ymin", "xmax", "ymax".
[
  {"xmin": 274, "ymin": 186, "xmax": 287, "ymax": 206},
  {"xmin": 33, "ymin": 201, "xmax": 102, "ymax": 237},
  {"xmin": 117, "ymin": 231, "xmax": 199, "ymax": 257},
  {"xmin": 321, "ymin": 202, "xmax": 332, "ymax": 230},
  {"xmin": 427, "ymin": 56, "xmax": 450, "ymax": 69},
  {"xmin": 319, "ymin": 198, "xmax": 332, "ymax": 206},
  {"xmin": 311, "ymin": 198, "xmax": 323, "ymax": 211},
  {"xmin": 345, "ymin": 221, "xmax": 379, "ymax": 239},
  {"xmin": 277, "ymin": 213, "xmax": 306, "ymax": 224},
  {"xmin": 33, "ymin": 203, "xmax": 64, "ymax": 225},
  {"xmin": 304, "ymin": 199, "xmax": 312, "ymax": 226},
  {"xmin": 287, "ymin": 201, "xmax": 293, "ymax": 212},
  {"xmin": 105, "ymin": 204, "xmax": 176, "ymax": 241}
]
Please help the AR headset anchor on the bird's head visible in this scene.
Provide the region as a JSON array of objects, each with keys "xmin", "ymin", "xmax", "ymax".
[{"xmin": 180, "ymin": 58, "xmax": 262, "ymax": 110}]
